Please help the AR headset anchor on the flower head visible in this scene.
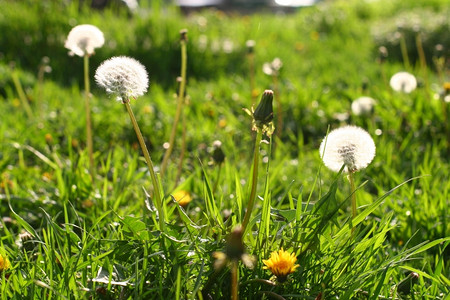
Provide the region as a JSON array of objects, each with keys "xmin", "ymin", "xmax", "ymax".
[
  {"xmin": 172, "ymin": 190, "xmax": 192, "ymax": 207},
  {"xmin": 390, "ymin": 71, "xmax": 417, "ymax": 93},
  {"xmin": 95, "ymin": 56, "xmax": 149, "ymax": 102},
  {"xmin": 64, "ymin": 24, "xmax": 104, "ymax": 57},
  {"xmin": 0, "ymin": 253, "xmax": 11, "ymax": 271},
  {"xmin": 263, "ymin": 248, "xmax": 299, "ymax": 282},
  {"xmin": 319, "ymin": 125, "xmax": 376, "ymax": 173},
  {"xmin": 351, "ymin": 96, "xmax": 376, "ymax": 116}
]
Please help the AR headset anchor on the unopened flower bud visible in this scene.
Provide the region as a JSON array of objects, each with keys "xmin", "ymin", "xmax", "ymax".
[
  {"xmin": 212, "ymin": 140, "xmax": 225, "ymax": 164},
  {"xmin": 246, "ymin": 40, "xmax": 255, "ymax": 54},
  {"xmin": 253, "ymin": 90, "xmax": 274, "ymax": 124},
  {"xmin": 180, "ymin": 29, "xmax": 188, "ymax": 42},
  {"xmin": 225, "ymin": 226, "xmax": 245, "ymax": 260}
]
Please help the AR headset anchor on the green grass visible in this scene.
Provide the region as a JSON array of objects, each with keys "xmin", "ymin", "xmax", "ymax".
[{"xmin": 0, "ymin": 0, "xmax": 449, "ymax": 298}]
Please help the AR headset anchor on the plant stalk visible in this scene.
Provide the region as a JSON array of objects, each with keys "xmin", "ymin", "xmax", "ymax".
[
  {"xmin": 11, "ymin": 69, "xmax": 33, "ymax": 119},
  {"xmin": 84, "ymin": 55, "xmax": 95, "ymax": 180},
  {"xmin": 242, "ymin": 130, "xmax": 262, "ymax": 232},
  {"xmin": 399, "ymin": 33, "xmax": 410, "ymax": 70},
  {"xmin": 124, "ymin": 101, "xmax": 165, "ymax": 230},
  {"xmin": 349, "ymin": 171, "xmax": 357, "ymax": 234},
  {"xmin": 231, "ymin": 261, "xmax": 238, "ymax": 300},
  {"xmin": 161, "ymin": 36, "xmax": 187, "ymax": 177}
]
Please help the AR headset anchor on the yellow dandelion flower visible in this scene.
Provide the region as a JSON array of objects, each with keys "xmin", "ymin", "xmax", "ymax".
[
  {"xmin": 0, "ymin": 253, "xmax": 11, "ymax": 271},
  {"xmin": 172, "ymin": 190, "xmax": 192, "ymax": 207},
  {"xmin": 443, "ymin": 82, "xmax": 450, "ymax": 93},
  {"xmin": 263, "ymin": 248, "xmax": 299, "ymax": 282}
]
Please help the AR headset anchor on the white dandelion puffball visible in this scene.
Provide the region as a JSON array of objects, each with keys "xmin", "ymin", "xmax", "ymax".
[
  {"xmin": 64, "ymin": 24, "xmax": 104, "ymax": 57},
  {"xmin": 389, "ymin": 71, "xmax": 417, "ymax": 93},
  {"xmin": 351, "ymin": 96, "xmax": 376, "ymax": 116},
  {"xmin": 319, "ymin": 126, "xmax": 376, "ymax": 173},
  {"xmin": 95, "ymin": 56, "xmax": 149, "ymax": 102}
]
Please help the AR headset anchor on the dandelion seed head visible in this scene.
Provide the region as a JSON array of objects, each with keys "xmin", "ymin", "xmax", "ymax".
[
  {"xmin": 319, "ymin": 125, "xmax": 376, "ymax": 173},
  {"xmin": 351, "ymin": 96, "xmax": 376, "ymax": 115},
  {"xmin": 64, "ymin": 24, "xmax": 104, "ymax": 57},
  {"xmin": 95, "ymin": 56, "xmax": 149, "ymax": 102},
  {"xmin": 390, "ymin": 71, "xmax": 417, "ymax": 93}
]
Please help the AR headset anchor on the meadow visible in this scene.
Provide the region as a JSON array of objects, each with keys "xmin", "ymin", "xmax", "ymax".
[{"xmin": 0, "ymin": 0, "xmax": 449, "ymax": 299}]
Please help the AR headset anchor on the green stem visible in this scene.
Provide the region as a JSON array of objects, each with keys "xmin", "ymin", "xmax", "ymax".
[
  {"xmin": 11, "ymin": 69, "xmax": 33, "ymax": 119},
  {"xmin": 124, "ymin": 101, "xmax": 165, "ymax": 230},
  {"xmin": 399, "ymin": 33, "xmax": 410, "ymax": 70},
  {"xmin": 231, "ymin": 261, "xmax": 239, "ymax": 300},
  {"xmin": 273, "ymin": 75, "xmax": 282, "ymax": 143},
  {"xmin": 212, "ymin": 164, "xmax": 222, "ymax": 194},
  {"xmin": 349, "ymin": 171, "xmax": 357, "ymax": 233},
  {"xmin": 242, "ymin": 130, "xmax": 262, "ymax": 232},
  {"xmin": 248, "ymin": 52, "xmax": 256, "ymax": 105},
  {"xmin": 84, "ymin": 55, "xmax": 95, "ymax": 181},
  {"xmin": 161, "ymin": 38, "xmax": 187, "ymax": 177},
  {"xmin": 174, "ymin": 107, "xmax": 187, "ymax": 187}
]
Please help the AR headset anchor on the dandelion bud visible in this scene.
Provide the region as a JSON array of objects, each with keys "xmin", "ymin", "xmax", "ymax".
[
  {"xmin": 64, "ymin": 24, "xmax": 104, "ymax": 57},
  {"xmin": 225, "ymin": 226, "xmax": 245, "ymax": 260},
  {"xmin": 180, "ymin": 29, "xmax": 188, "ymax": 42},
  {"xmin": 95, "ymin": 56, "xmax": 149, "ymax": 102},
  {"xmin": 378, "ymin": 46, "xmax": 388, "ymax": 62},
  {"xmin": 212, "ymin": 140, "xmax": 225, "ymax": 164},
  {"xmin": 319, "ymin": 125, "xmax": 376, "ymax": 173},
  {"xmin": 212, "ymin": 225, "xmax": 255, "ymax": 270},
  {"xmin": 246, "ymin": 40, "xmax": 256, "ymax": 54},
  {"xmin": 253, "ymin": 90, "xmax": 274, "ymax": 123}
]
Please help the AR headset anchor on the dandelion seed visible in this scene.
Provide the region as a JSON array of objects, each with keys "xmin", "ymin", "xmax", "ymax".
[
  {"xmin": 389, "ymin": 71, "xmax": 417, "ymax": 93},
  {"xmin": 263, "ymin": 248, "xmax": 299, "ymax": 282},
  {"xmin": 95, "ymin": 56, "xmax": 149, "ymax": 102},
  {"xmin": 319, "ymin": 125, "xmax": 376, "ymax": 173},
  {"xmin": 64, "ymin": 24, "xmax": 104, "ymax": 57},
  {"xmin": 351, "ymin": 96, "xmax": 376, "ymax": 116}
]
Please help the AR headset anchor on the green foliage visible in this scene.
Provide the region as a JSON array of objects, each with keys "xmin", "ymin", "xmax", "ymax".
[{"xmin": 0, "ymin": 0, "xmax": 449, "ymax": 298}]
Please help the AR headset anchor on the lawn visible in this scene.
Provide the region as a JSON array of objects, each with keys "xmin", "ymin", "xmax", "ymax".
[{"xmin": 0, "ymin": 0, "xmax": 449, "ymax": 299}]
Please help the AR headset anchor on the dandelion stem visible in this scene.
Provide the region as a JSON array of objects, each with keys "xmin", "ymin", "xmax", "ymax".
[
  {"xmin": 212, "ymin": 164, "xmax": 222, "ymax": 194},
  {"xmin": 399, "ymin": 33, "xmax": 410, "ymax": 70},
  {"xmin": 273, "ymin": 75, "xmax": 282, "ymax": 143},
  {"xmin": 11, "ymin": 68, "xmax": 33, "ymax": 119},
  {"xmin": 415, "ymin": 33, "xmax": 430, "ymax": 100},
  {"xmin": 161, "ymin": 32, "xmax": 188, "ymax": 177},
  {"xmin": 124, "ymin": 101, "xmax": 165, "ymax": 230},
  {"xmin": 84, "ymin": 55, "xmax": 95, "ymax": 181},
  {"xmin": 349, "ymin": 171, "xmax": 357, "ymax": 232},
  {"xmin": 174, "ymin": 107, "xmax": 187, "ymax": 187},
  {"xmin": 242, "ymin": 130, "xmax": 262, "ymax": 232},
  {"xmin": 231, "ymin": 260, "xmax": 239, "ymax": 300},
  {"xmin": 248, "ymin": 51, "xmax": 256, "ymax": 105}
]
